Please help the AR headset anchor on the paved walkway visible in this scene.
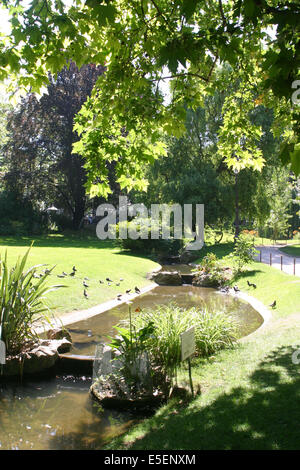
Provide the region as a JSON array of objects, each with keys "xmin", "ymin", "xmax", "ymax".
[{"xmin": 255, "ymin": 245, "xmax": 300, "ymax": 277}]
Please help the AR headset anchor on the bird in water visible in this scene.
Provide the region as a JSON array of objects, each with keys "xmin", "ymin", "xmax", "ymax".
[
  {"xmin": 220, "ymin": 286, "xmax": 229, "ymax": 294},
  {"xmin": 135, "ymin": 286, "xmax": 141, "ymax": 294},
  {"xmin": 84, "ymin": 289, "xmax": 88, "ymax": 298},
  {"xmin": 269, "ymin": 300, "xmax": 276, "ymax": 308}
]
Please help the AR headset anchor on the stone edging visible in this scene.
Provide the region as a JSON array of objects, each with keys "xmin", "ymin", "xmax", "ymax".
[
  {"xmin": 36, "ymin": 281, "xmax": 159, "ymax": 335},
  {"xmin": 235, "ymin": 290, "xmax": 272, "ymax": 334}
]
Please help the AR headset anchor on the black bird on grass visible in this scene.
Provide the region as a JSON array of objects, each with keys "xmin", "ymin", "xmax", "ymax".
[
  {"xmin": 84, "ymin": 289, "xmax": 88, "ymax": 299},
  {"xmin": 247, "ymin": 280, "xmax": 257, "ymax": 288},
  {"xmin": 126, "ymin": 289, "xmax": 131, "ymax": 294},
  {"xmin": 73, "ymin": 266, "xmax": 77, "ymax": 272},
  {"xmin": 269, "ymin": 300, "xmax": 276, "ymax": 308},
  {"xmin": 233, "ymin": 285, "xmax": 240, "ymax": 293},
  {"xmin": 83, "ymin": 281, "xmax": 89, "ymax": 288},
  {"xmin": 99, "ymin": 280, "xmax": 104, "ymax": 284},
  {"xmin": 135, "ymin": 286, "xmax": 141, "ymax": 294},
  {"xmin": 106, "ymin": 277, "xmax": 113, "ymax": 282}
]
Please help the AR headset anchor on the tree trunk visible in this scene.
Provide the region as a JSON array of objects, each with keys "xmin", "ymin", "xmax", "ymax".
[{"xmin": 72, "ymin": 199, "xmax": 85, "ymax": 230}]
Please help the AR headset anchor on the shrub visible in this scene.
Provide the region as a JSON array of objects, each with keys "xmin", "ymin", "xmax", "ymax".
[
  {"xmin": 233, "ymin": 233, "xmax": 258, "ymax": 271},
  {"xmin": 0, "ymin": 247, "xmax": 64, "ymax": 355},
  {"xmin": 0, "ymin": 190, "xmax": 46, "ymax": 235},
  {"xmin": 114, "ymin": 219, "xmax": 185, "ymax": 255},
  {"xmin": 124, "ymin": 303, "xmax": 237, "ymax": 381},
  {"xmin": 199, "ymin": 253, "xmax": 219, "ymax": 272}
]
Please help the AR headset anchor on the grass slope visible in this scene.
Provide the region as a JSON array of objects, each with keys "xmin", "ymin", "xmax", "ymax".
[
  {"xmin": 279, "ymin": 245, "xmax": 300, "ymax": 257},
  {"xmin": 105, "ymin": 242, "xmax": 300, "ymax": 450},
  {"xmin": 0, "ymin": 234, "xmax": 159, "ymax": 316}
]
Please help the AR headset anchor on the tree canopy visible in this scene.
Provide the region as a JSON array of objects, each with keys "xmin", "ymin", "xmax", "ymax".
[{"xmin": 0, "ymin": 0, "xmax": 299, "ymax": 195}]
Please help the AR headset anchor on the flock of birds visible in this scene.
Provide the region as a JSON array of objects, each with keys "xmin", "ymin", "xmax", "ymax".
[
  {"xmin": 220, "ymin": 281, "xmax": 277, "ymax": 309},
  {"xmin": 54, "ymin": 265, "xmax": 142, "ymax": 301},
  {"xmin": 39, "ymin": 265, "xmax": 277, "ymax": 309}
]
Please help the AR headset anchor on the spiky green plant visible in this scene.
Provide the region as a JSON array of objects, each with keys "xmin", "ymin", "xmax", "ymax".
[
  {"xmin": 129, "ymin": 303, "xmax": 238, "ymax": 381},
  {"xmin": 0, "ymin": 247, "xmax": 64, "ymax": 356}
]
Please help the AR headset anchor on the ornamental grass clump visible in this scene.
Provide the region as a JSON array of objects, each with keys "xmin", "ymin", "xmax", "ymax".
[
  {"xmin": 129, "ymin": 303, "xmax": 238, "ymax": 377},
  {"xmin": 0, "ymin": 247, "xmax": 64, "ymax": 356}
]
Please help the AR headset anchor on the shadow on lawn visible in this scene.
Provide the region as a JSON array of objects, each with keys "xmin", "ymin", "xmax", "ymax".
[
  {"xmin": 0, "ymin": 233, "xmax": 116, "ymax": 250},
  {"xmin": 106, "ymin": 345, "xmax": 300, "ymax": 450},
  {"xmin": 199, "ymin": 242, "xmax": 234, "ymax": 260},
  {"xmin": 0, "ymin": 233, "xmax": 155, "ymax": 258},
  {"xmin": 44, "ymin": 345, "xmax": 300, "ymax": 450}
]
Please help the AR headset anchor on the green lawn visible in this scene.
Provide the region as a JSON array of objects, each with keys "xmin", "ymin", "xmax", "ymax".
[
  {"xmin": 279, "ymin": 245, "xmax": 300, "ymax": 257},
  {"xmin": 0, "ymin": 233, "xmax": 159, "ymax": 316},
  {"xmin": 105, "ymin": 242, "xmax": 300, "ymax": 450}
]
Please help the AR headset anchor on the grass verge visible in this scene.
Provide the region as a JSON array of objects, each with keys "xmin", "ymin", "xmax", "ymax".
[
  {"xmin": 279, "ymin": 245, "xmax": 300, "ymax": 257},
  {"xmin": 104, "ymin": 242, "xmax": 300, "ymax": 450},
  {"xmin": 0, "ymin": 233, "xmax": 159, "ymax": 316}
]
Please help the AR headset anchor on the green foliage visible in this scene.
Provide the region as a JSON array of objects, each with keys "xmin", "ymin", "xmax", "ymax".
[
  {"xmin": 0, "ymin": 247, "xmax": 64, "ymax": 355},
  {"xmin": 199, "ymin": 253, "xmax": 219, "ymax": 272},
  {"xmin": 129, "ymin": 303, "xmax": 237, "ymax": 381},
  {"xmin": 115, "ymin": 219, "xmax": 185, "ymax": 256},
  {"xmin": 0, "ymin": 0, "xmax": 298, "ymax": 195},
  {"xmin": 233, "ymin": 234, "xmax": 258, "ymax": 271},
  {"xmin": 264, "ymin": 169, "xmax": 293, "ymax": 242},
  {"xmin": 0, "ymin": 190, "xmax": 46, "ymax": 235},
  {"xmin": 108, "ymin": 320, "xmax": 155, "ymax": 365}
]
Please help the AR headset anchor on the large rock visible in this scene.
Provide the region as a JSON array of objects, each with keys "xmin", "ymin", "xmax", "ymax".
[
  {"xmin": 47, "ymin": 327, "xmax": 72, "ymax": 344},
  {"xmin": 180, "ymin": 250, "xmax": 202, "ymax": 264},
  {"xmin": 2, "ymin": 338, "xmax": 72, "ymax": 377},
  {"xmin": 151, "ymin": 271, "xmax": 182, "ymax": 285}
]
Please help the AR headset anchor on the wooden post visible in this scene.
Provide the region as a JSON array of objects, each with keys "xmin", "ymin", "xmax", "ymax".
[
  {"xmin": 270, "ymin": 253, "xmax": 272, "ymax": 266},
  {"xmin": 281, "ymin": 256, "xmax": 283, "ymax": 271},
  {"xmin": 260, "ymin": 250, "xmax": 262, "ymax": 262},
  {"xmin": 188, "ymin": 357, "xmax": 194, "ymax": 397},
  {"xmin": 294, "ymin": 258, "xmax": 296, "ymax": 276}
]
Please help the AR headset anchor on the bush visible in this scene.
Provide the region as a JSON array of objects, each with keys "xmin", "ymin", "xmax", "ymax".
[
  {"xmin": 0, "ymin": 247, "xmax": 63, "ymax": 355},
  {"xmin": 114, "ymin": 219, "xmax": 185, "ymax": 255},
  {"xmin": 233, "ymin": 234, "xmax": 258, "ymax": 271},
  {"xmin": 124, "ymin": 303, "xmax": 237, "ymax": 380},
  {"xmin": 0, "ymin": 190, "xmax": 46, "ymax": 235}
]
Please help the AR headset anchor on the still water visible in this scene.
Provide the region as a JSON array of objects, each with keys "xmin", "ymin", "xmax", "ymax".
[
  {"xmin": 68, "ymin": 285, "xmax": 263, "ymax": 356},
  {"xmin": 0, "ymin": 284, "xmax": 263, "ymax": 450}
]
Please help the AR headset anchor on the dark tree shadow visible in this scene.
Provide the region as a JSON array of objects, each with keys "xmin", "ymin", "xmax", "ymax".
[{"xmin": 106, "ymin": 345, "xmax": 300, "ymax": 450}]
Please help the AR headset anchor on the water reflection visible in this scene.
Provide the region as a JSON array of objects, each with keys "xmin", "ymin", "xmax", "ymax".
[
  {"xmin": 0, "ymin": 376, "xmax": 135, "ymax": 450},
  {"xmin": 68, "ymin": 285, "xmax": 263, "ymax": 356}
]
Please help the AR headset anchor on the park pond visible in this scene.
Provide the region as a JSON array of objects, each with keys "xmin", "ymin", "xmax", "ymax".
[{"xmin": 0, "ymin": 283, "xmax": 263, "ymax": 450}]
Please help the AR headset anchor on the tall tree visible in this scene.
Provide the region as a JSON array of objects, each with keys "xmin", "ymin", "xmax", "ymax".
[
  {"xmin": 0, "ymin": 0, "xmax": 298, "ymax": 196},
  {"xmin": 4, "ymin": 62, "xmax": 104, "ymax": 228}
]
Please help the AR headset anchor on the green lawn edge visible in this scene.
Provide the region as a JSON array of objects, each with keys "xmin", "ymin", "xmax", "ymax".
[{"xmin": 104, "ymin": 242, "xmax": 300, "ymax": 450}]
